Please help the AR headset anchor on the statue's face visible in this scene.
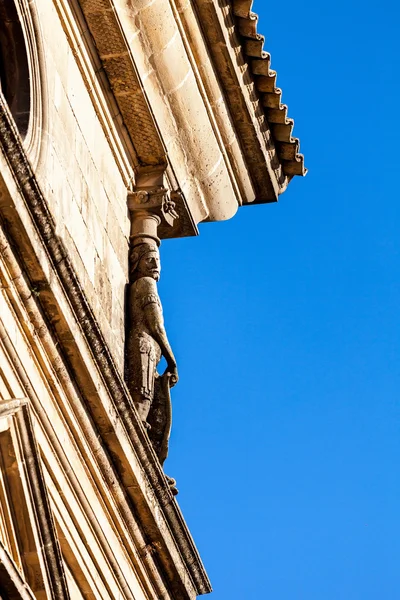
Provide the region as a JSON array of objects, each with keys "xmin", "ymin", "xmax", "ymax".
[{"xmin": 138, "ymin": 251, "xmax": 161, "ymax": 281}]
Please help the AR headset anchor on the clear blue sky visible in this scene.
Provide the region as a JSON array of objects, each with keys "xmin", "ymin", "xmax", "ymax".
[{"xmin": 160, "ymin": 1, "xmax": 400, "ymax": 598}]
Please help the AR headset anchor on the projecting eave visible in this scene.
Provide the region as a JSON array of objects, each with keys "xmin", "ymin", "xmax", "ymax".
[
  {"xmin": 192, "ymin": 0, "xmax": 306, "ymax": 205},
  {"xmin": 66, "ymin": 0, "xmax": 306, "ymax": 232},
  {"xmin": 232, "ymin": 0, "xmax": 306, "ymax": 177}
]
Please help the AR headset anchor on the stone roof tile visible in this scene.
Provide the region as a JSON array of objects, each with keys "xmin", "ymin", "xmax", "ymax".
[{"xmin": 232, "ymin": 0, "xmax": 307, "ymax": 177}]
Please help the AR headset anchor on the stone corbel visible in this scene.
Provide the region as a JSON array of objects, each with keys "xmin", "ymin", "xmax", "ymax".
[{"xmin": 127, "ymin": 170, "xmax": 180, "ymax": 247}]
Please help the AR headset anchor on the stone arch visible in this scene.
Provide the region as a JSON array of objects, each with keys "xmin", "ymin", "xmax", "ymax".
[
  {"xmin": 0, "ymin": 1, "xmax": 30, "ymax": 136},
  {"xmin": 0, "ymin": 0, "xmax": 45, "ymax": 165}
]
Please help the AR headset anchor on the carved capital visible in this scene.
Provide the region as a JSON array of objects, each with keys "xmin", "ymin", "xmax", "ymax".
[
  {"xmin": 127, "ymin": 186, "xmax": 179, "ymax": 229},
  {"xmin": 128, "ymin": 167, "xmax": 181, "ymax": 246}
]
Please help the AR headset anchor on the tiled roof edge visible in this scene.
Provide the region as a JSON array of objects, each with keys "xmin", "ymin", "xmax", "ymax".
[{"xmin": 232, "ymin": 0, "xmax": 307, "ymax": 177}]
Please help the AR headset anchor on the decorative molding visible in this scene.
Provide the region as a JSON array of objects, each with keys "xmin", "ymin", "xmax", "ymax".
[
  {"xmin": 167, "ymin": 0, "xmax": 255, "ymax": 205},
  {"xmin": 52, "ymin": 0, "xmax": 139, "ymax": 185},
  {"xmin": 13, "ymin": 0, "xmax": 46, "ymax": 170},
  {"xmin": 0, "ymin": 398, "xmax": 70, "ymax": 599},
  {"xmin": 190, "ymin": 0, "xmax": 285, "ymax": 200},
  {"xmin": 0, "ymin": 303, "xmax": 156, "ymax": 600},
  {"xmin": 70, "ymin": 0, "xmax": 166, "ymax": 167}
]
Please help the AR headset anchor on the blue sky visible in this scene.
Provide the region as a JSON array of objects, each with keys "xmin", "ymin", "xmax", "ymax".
[{"xmin": 159, "ymin": 1, "xmax": 400, "ymax": 598}]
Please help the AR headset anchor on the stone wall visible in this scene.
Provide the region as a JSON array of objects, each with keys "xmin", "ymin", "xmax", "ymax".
[
  {"xmin": 0, "ymin": 244, "xmax": 156, "ymax": 600},
  {"xmin": 33, "ymin": 0, "xmax": 132, "ymax": 372}
]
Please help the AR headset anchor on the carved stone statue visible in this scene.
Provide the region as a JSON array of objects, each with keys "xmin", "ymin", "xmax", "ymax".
[
  {"xmin": 127, "ymin": 178, "xmax": 180, "ymax": 491},
  {"xmin": 127, "ymin": 238, "xmax": 178, "ymax": 450}
]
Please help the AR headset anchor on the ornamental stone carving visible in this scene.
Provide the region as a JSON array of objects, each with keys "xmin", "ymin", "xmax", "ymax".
[
  {"xmin": 128, "ymin": 238, "xmax": 178, "ymax": 421},
  {"xmin": 127, "ymin": 175, "xmax": 179, "ymax": 485}
]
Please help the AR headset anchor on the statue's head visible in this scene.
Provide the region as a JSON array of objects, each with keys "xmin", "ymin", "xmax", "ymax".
[{"xmin": 131, "ymin": 241, "xmax": 161, "ymax": 282}]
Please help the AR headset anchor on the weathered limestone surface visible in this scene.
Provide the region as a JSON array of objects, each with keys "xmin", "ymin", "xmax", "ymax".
[{"xmin": 32, "ymin": 0, "xmax": 134, "ymax": 372}]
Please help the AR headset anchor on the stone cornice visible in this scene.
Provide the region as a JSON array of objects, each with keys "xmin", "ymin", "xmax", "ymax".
[
  {"xmin": 49, "ymin": 0, "xmax": 200, "ymax": 239},
  {"xmin": 72, "ymin": 0, "xmax": 166, "ymax": 168},
  {"xmin": 0, "ymin": 94, "xmax": 211, "ymax": 598},
  {"xmin": 190, "ymin": 0, "xmax": 285, "ymax": 201},
  {"xmin": 54, "ymin": 0, "xmax": 302, "ymax": 216},
  {"xmin": 53, "ymin": 0, "xmax": 140, "ymax": 184}
]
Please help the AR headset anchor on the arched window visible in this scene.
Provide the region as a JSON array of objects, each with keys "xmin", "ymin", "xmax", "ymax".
[{"xmin": 0, "ymin": 1, "xmax": 31, "ymax": 137}]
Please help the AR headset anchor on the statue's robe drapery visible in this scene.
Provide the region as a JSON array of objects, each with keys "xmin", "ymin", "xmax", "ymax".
[
  {"xmin": 129, "ymin": 276, "xmax": 162, "ymax": 401},
  {"xmin": 128, "ymin": 275, "xmax": 174, "ymax": 469}
]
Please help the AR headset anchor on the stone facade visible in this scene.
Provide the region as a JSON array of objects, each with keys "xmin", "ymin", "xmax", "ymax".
[{"xmin": 0, "ymin": 0, "xmax": 304, "ymax": 597}]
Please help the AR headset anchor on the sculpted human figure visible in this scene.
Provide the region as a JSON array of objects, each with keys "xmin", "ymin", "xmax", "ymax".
[{"xmin": 128, "ymin": 240, "xmax": 178, "ymax": 430}]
